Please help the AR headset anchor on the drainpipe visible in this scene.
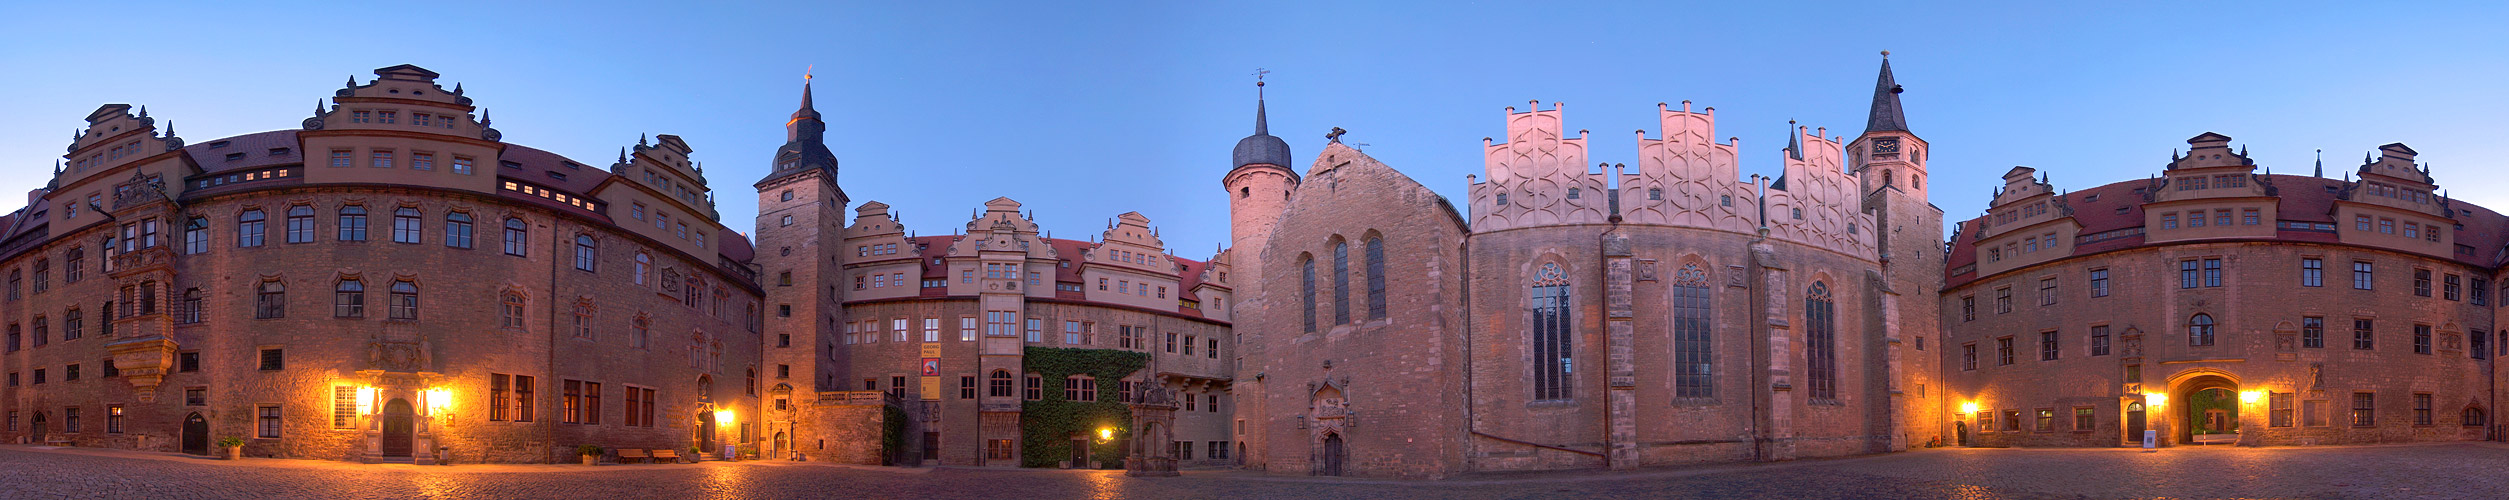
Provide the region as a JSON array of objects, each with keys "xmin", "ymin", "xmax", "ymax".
[{"xmin": 547, "ymin": 217, "xmax": 561, "ymax": 463}]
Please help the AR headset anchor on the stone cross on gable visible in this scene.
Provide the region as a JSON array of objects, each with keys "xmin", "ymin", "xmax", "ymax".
[{"xmin": 1326, "ymin": 127, "xmax": 1346, "ymax": 143}]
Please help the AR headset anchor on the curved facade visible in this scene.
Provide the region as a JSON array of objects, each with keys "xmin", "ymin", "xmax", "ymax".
[
  {"xmin": 0, "ymin": 65, "xmax": 763, "ymax": 463},
  {"xmin": 1941, "ymin": 136, "xmax": 2503, "ymax": 447},
  {"xmin": 1235, "ymin": 58, "xmax": 1945, "ymax": 478}
]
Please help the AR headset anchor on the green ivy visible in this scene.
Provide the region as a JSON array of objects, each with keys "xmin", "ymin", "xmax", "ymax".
[{"xmin": 1019, "ymin": 347, "xmax": 1148, "ymax": 468}]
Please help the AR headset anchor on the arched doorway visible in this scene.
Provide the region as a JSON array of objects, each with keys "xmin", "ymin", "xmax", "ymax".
[
  {"xmin": 1319, "ymin": 432, "xmax": 1345, "ymax": 476},
  {"xmin": 2125, "ymin": 401, "xmax": 2147, "ymax": 445},
  {"xmin": 1954, "ymin": 421, "xmax": 1968, "ymax": 446},
  {"xmin": 773, "ymin": 432, "xmax": 788, "ymax": 460},
  {"xmin": 30, "ymin": 412, "xmax": 48, "ymax": 444},
  {"xmin": 381, "ymin": 399, "xmax": 415, "ymax": 457},
  {"xmin": 696, "ymin": 410, "xmax": 717, "ymax": 453},
  {"xmin": 181, "ymin": 413, "xmax": 209, "ymax": 455},
  {"xmin": 2170, "ymin": 373, "xmax": 2239, "ymax": 445}
]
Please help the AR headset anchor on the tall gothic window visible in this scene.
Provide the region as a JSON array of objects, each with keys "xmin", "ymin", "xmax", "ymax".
[
  {"xmin": 574, "ymin": 235, "xmax": 598, "ymax": 272},
  {"xmin": 502, "ymin": 218, "xmax": 528, "ymax": 256},
  {"xmin": 1300, "ymin": 256, "xmax": 1317, "ymax": 333},
  {"xmin": 388, "ymin": 280, "xmax": 418, "ymax": 320},
  {"xmin": 1532, "ymin": 262, "xmax": 1573, "ymax": 401},
  {"xmin": 237, "ymin": 209, "xmax": 266, "ymax": 247},
  {"xmin": 1674, "ymin": 264, "xmax": 1713, "ymax": 399},
  {"xmin": 634, "ymin": 253, "xmax": 652, "ymax": 285},
  {"xmin": 184, "ymin": 216, "xmax": 209, "ymax": 254},
  {"xmin": 1331, "ymin": 239, "xmax": 1351, "ymax": 325},
  {"xmin": 2188, "ymin": 313, "xmax": 2216, "ymax": 346},
  {"xmin": 1364, "ymin": 236, "xmax": 1387, "ymax": 320},
  {"xmin": 1806, "ymin": 281, "xmax": 1837, "ymax": 402},
  {"xmin": 333, "ymin": 278, "xmax": 364, "ymax": 318}
]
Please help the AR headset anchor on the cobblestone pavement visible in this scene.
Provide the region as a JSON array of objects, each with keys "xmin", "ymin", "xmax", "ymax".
[{"xmin": 3, "ymin": 443, "xmax": 2505, "ymax": 499}]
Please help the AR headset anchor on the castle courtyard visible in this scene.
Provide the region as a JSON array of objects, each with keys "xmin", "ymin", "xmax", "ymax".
[{"xmin": 4, "ymin": 442, "xmax": 2501, "ymax": 499}]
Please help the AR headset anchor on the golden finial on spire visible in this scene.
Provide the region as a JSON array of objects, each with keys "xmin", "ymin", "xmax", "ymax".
[
  {"xmin": 1880, "ymin": 50, "xmax": 1890, "ymax": 58},
  {"xmin": 805, "ymin": 64, "xmax": 814, "ymax": 82}
]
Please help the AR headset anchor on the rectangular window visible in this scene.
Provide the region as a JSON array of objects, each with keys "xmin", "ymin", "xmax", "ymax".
[
  {"xmin": 1962, "ymin": 343, "xmax": 1977, "ymax": 370},
  {"xmin": 924, "ymin": 318, "xmax": 940, "ymax": 343},
  {"xmin": 2090, "ymin": 325, "xmax": 2110, "ymax": 356},
  {"xmin": 2035, "ymin": 408, "xmax": 2055, "ymax": 432},
  {"xmin": 2300, "ymin": 258, "xmax": 2322, "ymax": 287},
  {"xmin": 2301, "ymin": 316, "xmax": 2324, "ymax": 348},
  {"xmin": 2269, "ymin": 392, "xmax": 2294, "ymax": 427},
  {"xmin": 2445, "ymin": 274, "xmax": 2461, "ymax": 301},
  {"xmin": 585, "ymin": 382, "xmax": 601, "ymax": 425},
  {"xmin": 2088, "ymin": 269, "xmax": 2108, "ymax": 297},
  {"xmin": 2414, "ymin": 269, "xmax": 2432, "ymax": 297},
  {"xmin": 2004, "ymin": 410, "xmax": 2022, "ymax": 431},
  {"xmin": 2162, "ymin": 213, "xmax": 2178, "ymax": 229},
  {"xmin": 2474, "ymin": 277, "xmax": 2490, "ymax": 306},
  {"xmin": 2074, "ymin": 407, "xmax": 2095, "ymax": 431},
  {"xmin": 259, "ymin": 348, "xmax": 284, "ymax": 370},
  {"xmin": 2414, "ymin": 393, "xmax": 2433, "ymax": 426},
  {"xmin": 330, "ymin": 149, "xmax": 352, "ymax": 167},
  {"xmin": 1025, "ymin": 318, "xmax": 1042, "ymax": 343},
  {"xmin": 257, "ymin": 405, "xmax": 282, "ymax": 438},
  {"xmin": 371, "ymin": 150, "xmax": 394, "ymax": 168},
  {"xmin": 2352, "ymin": 392, "xmax": 2376, "ymax": 427},
  {"xmin": 2039, "ymin": 278, "xmax": 2057, "ymax": 306},
  {"xmin": 960, "ymin": 375, "xmax": 977, "ymax": 399},
  {"xmin": 1960, "ymin": 296, "xmax": 1974, "ymax": 322},
  {"xmin": 1063, "ymin": 321, "xmax": 1082, "ymax": 345},
  {"xmin": 2180, "ymin": 260, "xmax": 2199, "ymax": 289},
  {"xmin": 333, "ymin": 387, "xmax": 362, "ymax": 428},
  {"xmin": 2040, "ymin": 330, "xmax": 2060, "ymax": 361},
  {"xmin": 515, "ymin": 375, "xmax": 535, "ymax": 422},
  {"xmin": 2414, "ymin": 324, "xmax": 2432, "ymax": 354},
  {"xmin": 452, "ymin": 156, "xmax": 474, "ymax": 175},
  {"xmin": 2243, "ymin": 208, "xmax": 2260, "ymax": 225},
  {"xmin": 2353, "ymin": 261, "xmax": 2373, "ymax": 290},
  {"xmin": 961, "ymin": 317, "xmax": 977, "ymax": 342},
  {"xmin": 412, "ymin": 153, "xmax": 434, "ymax": 171},
  {"xmin": 1995, "ymin": 287, "xmax": 2011, "ymax": 314},
  {"xmin": 2355, "ymin": 319, "xmax": 2375, "ymax": 350},
  {"xmin": 491, "ymin": 374, "xmax": 510, "ymax": 421},
  {"xmin": 107, "ymin": 405, "xmax": 124, "ymax": 434},
  {"xmin": 1997, "ymin": 337, "xmax": 2014, "ymax": 366},
  {"xmin": 2203, "ymin": 258, "xmax": 2222, "ymax": 287}
]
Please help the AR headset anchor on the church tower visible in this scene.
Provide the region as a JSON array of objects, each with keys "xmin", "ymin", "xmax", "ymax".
[
  {"xmin": 1847, "ymin": 53, "xmax": 1944, "ymax": 450},
  {"xmin": 1223, "ymin": 79, "xmax": 1296, "ymax": 470},
  {"xmin": 756, "ymin": 75, "xmax": 852, "ymax": 447}
]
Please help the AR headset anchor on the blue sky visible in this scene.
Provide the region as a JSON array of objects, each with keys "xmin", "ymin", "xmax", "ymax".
[{"xmin": 3, "ymin": 2, "xmax": 2504, "ymax": 257}]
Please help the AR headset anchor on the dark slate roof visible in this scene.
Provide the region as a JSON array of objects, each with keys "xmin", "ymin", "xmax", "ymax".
[
  {"xmin": 1231, "ymin": 99, "xmax": 1293, "ymax": 171},
  {"xmin": 1865, "ymin": 57, "xmax": 1908, "ymax": 134}
]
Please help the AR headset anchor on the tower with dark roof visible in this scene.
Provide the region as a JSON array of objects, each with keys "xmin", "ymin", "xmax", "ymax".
[
  {"xmin": 757, "ymin": 74, "xmax": 854, "ymax": 412},
  {"xmin": 1221, "ymin": 79, "xmax": 1297, "ymax": 471},
  {"xmin": 1846, "ymin": 52, "xmax": 1943, "ymax": 452}
]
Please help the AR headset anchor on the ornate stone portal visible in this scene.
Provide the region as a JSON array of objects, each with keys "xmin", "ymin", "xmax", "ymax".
[{"xmin": 1124, "ymin": 385, "xmax": 1180, "ymax": 477}]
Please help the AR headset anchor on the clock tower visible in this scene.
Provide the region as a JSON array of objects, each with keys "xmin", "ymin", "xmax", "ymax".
[{"xmin": 1846, "ymin": 51, "xmax": 1944, "ymax": 452}]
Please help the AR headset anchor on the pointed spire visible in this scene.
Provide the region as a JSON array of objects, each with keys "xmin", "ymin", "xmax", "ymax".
[
  {"xmin": 453, "ymin": 82, "xmax": 464, "ymax": 95},
  {"xmin": 1865, "ymin": 51, "xmax": 1908, "ymax": 133},
  {"xmin": 163, "ymin": 120, "xmax": 174, "ymax": 137},
  {"xmin": 639, "ymin": 133, "xmax": 648, "ymax": 147},
  {"xmin": 347, "ymin": 75, "xmax": 358, "ymax": 88},
  {"xmin": 314, "ymin": 99, "xmax": 327, "ymax": 116},
  {"xmin": 479, "ymin": 109, "xmax": 492, "ymax": 128},
  {"xmin": 137, "ymin": 106, "xmax": 148, "ymax": 118},
  {"xmin": 2315, "ymin": 149, "xmax": 2324, "ymax": 177},
  {"xmin": 1785, "ymin": 121, "xmax": 1804, "ymax": 161},
  {"xmin": 618, "ymin": 147, "xmax": 628, "ymax": 164}
]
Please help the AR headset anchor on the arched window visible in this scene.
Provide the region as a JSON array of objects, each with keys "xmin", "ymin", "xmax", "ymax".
[
  {"xmin": 572, "ymin": 301, "xmax": 594, "ymax": 339},
  {"xmin": 388, "ymin": 280, "xmax": 417, "ymax": 320},
  {"xmin": 697, "ymin": 375, "xmax": 713, "ymax": 399},
  {"xmin": 2467, "ymin": 406, "xmax": 2489, "ymax": 427},
  {"xmin": 1883, "ymin": 169, "xmax": 1895, "ymax": 186},
  {"xmin": 333, "ymin": 278, "xmax": 364, "ymax": 318},
  {"xmin": 1532, "ymin": 262, "xmax": 1573, "ymax": 401},
  {"xmin": 1331, "ymin": 238, "xmax": 1351, "ymax": 325},
  {"xmin": 1674, "ymin": 264, "xmax": 1713, "ymax": 399},
  {"xmin": 255, "ymin": 280, "xmax": 285, "ymax": 319},
  {"xmin": 1240, "ymin": 187, "xmax": 1250, "ymax": 198},
  {"xmin": 502, "ymin": 218, "xmax": 528, "ymax": 256},
  {"xmin": 1806, "ymin": 281, "xmax": 1837, "ymax": 402},
  {"xmin": 444, "ymin": 212, "xmax": 474, "ymax": 249},
  {"xmin": 237, "ymin": 209, "xmax": 266, "ymax": 247},
  {"xmin": 1364, "ymin": 236, "xmax": 1387, "ymax": 320},
  {"xmin": 989, "ymin": 370, "xmax": 1014, "ymax": 397},
  {"xmin": 64, "ymin": 247, "xmax": 84, "ymax": 283},
  {"xmin": 392, "ymin": 207, "xmax": 422, "ymax": 243},
  {"xmin": 574, "ymin": 235, "xmax": 598, "ymax": 272},
  {"xmin": 746, "ymin": 368, "xmax": 759, "ymax": 396},
  {"xmin": 631, "ymin": 314, "xmax": 650, "ymax": 348},
  {"xmin": 2188, "ymin": 314, "xmax": 2216, "ymax": 346},
  {"xmin": 634, "ymin": 253, "xmax": 652, "ymax": 285},
  {"xmin": 285, "ymin": 205, "xmax": 315, "ymax": 243},
  {"xmin": 1912, "ymin": 174, "xmax": 1923, "ymax": 189},
  {"xmin": 500, "ymin": 292, "xmax": 525, "ymax": 330},
  {"xmin": 180, "ymin": 289, "xmax": 202, "ymax": 324},
  {"xmin": 1300, "ymin": 255, "xmax": 1318, "ymax": 332},
  {"xmin": 336, "ymin": 205, "xmax": 367, "ymax": 241}
]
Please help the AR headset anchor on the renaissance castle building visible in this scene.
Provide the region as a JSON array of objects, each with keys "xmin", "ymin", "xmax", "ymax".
[{"xmin": 1, "ymin": 58, "xmax": 2497, "ymax": 475}]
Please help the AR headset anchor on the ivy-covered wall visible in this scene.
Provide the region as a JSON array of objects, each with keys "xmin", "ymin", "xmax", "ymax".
[
  {"xmin": 1019, "ymin": 347, "xmax": 1148, "ymax": 468},
  {"xmin": 883, "ymin": 405, "xmax": 906, "ymax": 465}
]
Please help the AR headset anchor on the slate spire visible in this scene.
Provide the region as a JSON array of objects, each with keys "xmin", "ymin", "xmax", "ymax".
[
  {"xmin": 1866, "ymin": 51, "xmax": 1908, "ymax": 134},
  {"xmin": 788, "ymin": 71, "xmax": 825, "ymax": 144}
]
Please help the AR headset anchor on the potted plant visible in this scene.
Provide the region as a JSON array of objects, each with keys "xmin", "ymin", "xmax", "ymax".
[
  {"xmin": 577, "ymin": 445, "xmax": 604, "ymax": 466},
  {"xmin": 690, "ymin": 445, "xmax": 704, "ymax": 462},
  {"xmin": 215, "ymin": 437, "xmax": 245, "ymax": 460}
]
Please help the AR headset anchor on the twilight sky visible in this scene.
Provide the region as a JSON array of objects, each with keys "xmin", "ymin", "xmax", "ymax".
[{"xmin": 2, "ymin": 2, "xmax": 2504, "ymax": 257}]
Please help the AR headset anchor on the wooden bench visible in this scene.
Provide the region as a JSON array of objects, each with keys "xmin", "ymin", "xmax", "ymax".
[
  {"xmin": 615, "ymin": 448, "xmax": 649, "ymax": 464},
  {"xmin": 650, "ymin": 449, "xmax": 681, "ymax": 463},
  {"xmin": 41, "ymin": 436, "xmax": 71, "ymax": 447}
]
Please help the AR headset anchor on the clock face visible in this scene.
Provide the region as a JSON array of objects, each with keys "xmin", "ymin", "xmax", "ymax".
[{"xmin": 1872, "ymin": 138, "xmax": 1901, "ymax": 154}]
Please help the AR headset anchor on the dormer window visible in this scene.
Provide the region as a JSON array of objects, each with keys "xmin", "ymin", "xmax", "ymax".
[
  {"xmin": 269, "ymin": 148, "xmax": 291, "ymax": 156},
  {"xmin": 501, "ymin": 161, "xmax": 523, "ymax": 170},
  {"xmin": 224, "ymin": 153, "xmax": 245, "ymax": 161},
  {"xmin": 561, "ymin": 161, "xmax": 581, "ymax": 170},
  {"xmin": 209, "ymin": 141, "xmax": 231, "ymax": 149},
  {"xmin": 547, "ymin": 171, "xmax": 567, "ymax": 181}
]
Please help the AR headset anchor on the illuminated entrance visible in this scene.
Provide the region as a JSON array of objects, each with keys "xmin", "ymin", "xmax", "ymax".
[{"xmin": 2169, "ymin": 373, "xmax": 2239, "ymax": 445}]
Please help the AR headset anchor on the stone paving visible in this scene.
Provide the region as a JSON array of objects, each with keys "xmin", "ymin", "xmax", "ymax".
[{"xmin": 1, "ymin": 443, "xmax": 2505, "ymax": 499}]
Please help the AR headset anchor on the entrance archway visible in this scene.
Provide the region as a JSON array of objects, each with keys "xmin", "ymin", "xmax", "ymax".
[
  {"xmin": 381, "ymin": 398, "xmax": 415, "ymax": 457},
  {"xmin": 2125, "ymin": 401, "xmax": 2147, "ymax": 445},
  {"xmin": 181, "ymin": 413, "xmax": 209, "ymax": 455},
  {"xmin": 2169, "ymin": 373, "xmax": 2239, "ymax": 445},
  {"xmin": 1954, "ymin": 421, "xmax": 1968, "ymax": 446},
  {"xmin": 696, "ymin": 410, "xmax": 717, "ymax": 453},
  {"xmin": 30, "ymin": 412, "xmax": 48, "ymax": 444},
  {"xmin": 773, "ymin": 431, "xmax": 788, "ymax": 459}
]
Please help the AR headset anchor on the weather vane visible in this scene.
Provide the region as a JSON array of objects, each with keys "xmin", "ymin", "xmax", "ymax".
[{"xmin": 805, "ymin": 64, "xmax": 814, "ymax": 82}]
